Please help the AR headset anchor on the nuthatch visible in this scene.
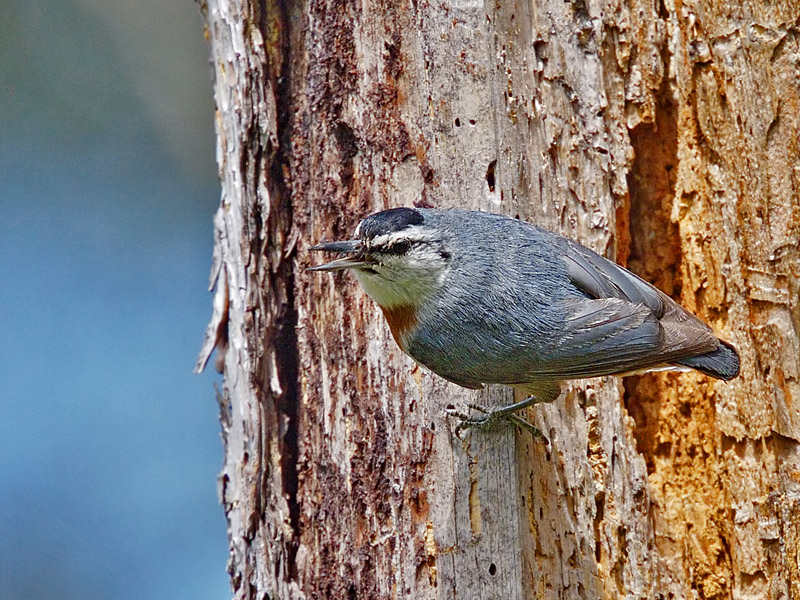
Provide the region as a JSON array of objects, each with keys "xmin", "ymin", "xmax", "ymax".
[{"xmin": 310, "ymin": 207, "xmax": 740, "ymax": 435}]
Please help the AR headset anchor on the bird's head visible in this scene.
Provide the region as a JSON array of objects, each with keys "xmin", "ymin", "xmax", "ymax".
[{"xmin": 309, "ymin": 207, "xmax": 452, "ymax": 310}]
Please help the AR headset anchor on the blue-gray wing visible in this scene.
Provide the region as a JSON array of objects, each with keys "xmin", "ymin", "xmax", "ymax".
[{"xmin": 528, "ymin": 239, "xmax": 719, "ymax": 380}]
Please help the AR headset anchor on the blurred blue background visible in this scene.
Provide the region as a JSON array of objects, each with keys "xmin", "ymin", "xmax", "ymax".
[{"xmin": 1, "ymin": 1, "xmax": 228, "ymax": 598}]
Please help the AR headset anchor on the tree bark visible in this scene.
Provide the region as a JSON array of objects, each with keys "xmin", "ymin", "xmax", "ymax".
[{"xmin": 197, "ymin": 0, "xmax": 800, "ymax": 598}]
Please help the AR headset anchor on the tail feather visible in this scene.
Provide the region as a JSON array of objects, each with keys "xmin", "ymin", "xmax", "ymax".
[{"xmin": 674, "ymin": 340, "xmax": 740, "ymax": 381}]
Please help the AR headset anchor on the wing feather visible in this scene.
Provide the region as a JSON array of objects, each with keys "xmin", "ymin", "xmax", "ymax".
[{"xmin": 525, "ymin": 239, "xmax": 721, "ymax": 380}]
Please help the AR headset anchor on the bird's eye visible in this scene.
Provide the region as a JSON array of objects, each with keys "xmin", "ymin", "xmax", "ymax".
[{"xmin": 387, "ymin": 239, "xmax": 411, "ymax": 254}]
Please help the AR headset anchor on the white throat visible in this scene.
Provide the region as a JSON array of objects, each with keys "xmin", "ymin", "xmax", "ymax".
[{"xmin": 355, "ymin": 268, "xmax": 441, "ymax": 308}]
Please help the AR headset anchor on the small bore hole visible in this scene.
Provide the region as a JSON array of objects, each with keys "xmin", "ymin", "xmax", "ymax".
[
  {"xmin": 454, "ymin": 118, "xmax": 461, "ymax": 127},
  {"xmin": 489, "ymin": 563, "xmax": 497, "ymax": 576},
  {"xmin": 486, "ymin": 160, "xmax": 497, "ymax": 192}
]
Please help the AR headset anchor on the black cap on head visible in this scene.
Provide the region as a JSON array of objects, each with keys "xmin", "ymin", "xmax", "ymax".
[{"xmin": 358, "ymin": 207, "xmax": 425, "ymax": 240}]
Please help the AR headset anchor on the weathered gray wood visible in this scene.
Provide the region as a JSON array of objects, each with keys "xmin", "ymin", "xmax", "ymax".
[{"xmin": 198, "ymin": 0, "xmax": 800, "ymax": 598}]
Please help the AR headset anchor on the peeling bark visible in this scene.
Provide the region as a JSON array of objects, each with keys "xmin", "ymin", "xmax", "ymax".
[{"xmin": 198, "ymin": 0, "xmax": 800, "ymax": 598}]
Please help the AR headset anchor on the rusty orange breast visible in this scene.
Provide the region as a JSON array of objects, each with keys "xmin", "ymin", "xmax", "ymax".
[{"xmin": 379, "ymin": 304, "xmax": 419, "ymax": 350}]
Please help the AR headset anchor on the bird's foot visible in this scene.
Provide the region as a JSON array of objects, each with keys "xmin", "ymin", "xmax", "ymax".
[{"xmin": 445, "ymin": 403, "xmax": 547, "ymax": 441}]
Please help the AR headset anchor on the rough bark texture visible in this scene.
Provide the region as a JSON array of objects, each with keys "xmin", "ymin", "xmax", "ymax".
[{"xmin": 198, "ymin": 0, "xmax": 800, "ymax": 598}]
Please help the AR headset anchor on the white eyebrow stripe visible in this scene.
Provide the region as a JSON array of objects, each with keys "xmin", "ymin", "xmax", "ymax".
[
  {"xmin": 369, "ymin": 233, "xmax": 397, "ymax": 247},
  {"xmin": 369, "ymin": 227, "xmax": 437, "ymax": 248}
]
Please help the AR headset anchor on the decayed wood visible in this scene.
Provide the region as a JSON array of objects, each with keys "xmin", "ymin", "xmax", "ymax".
[{"xmin": 198, "ymin": 0, "xmax": 800, "ymax": 598}]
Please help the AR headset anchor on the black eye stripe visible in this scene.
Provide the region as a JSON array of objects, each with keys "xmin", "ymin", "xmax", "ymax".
[{"xmin": 388, "ymin": 239, "xmax": 411, "ymax": 254}]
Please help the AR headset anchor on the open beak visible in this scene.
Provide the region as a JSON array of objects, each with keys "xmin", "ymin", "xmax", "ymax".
[{"xmin": 308, "ymin": 240, "xmax": 375, "ymax": 271}]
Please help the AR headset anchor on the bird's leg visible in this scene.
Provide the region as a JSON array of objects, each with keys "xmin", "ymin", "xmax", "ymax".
[
  {"xmin": 446, "ymin": 396, "xmax": 544, "ymax": 438},
  {"xmin": 446, "ymin": 387, "xmax": 558, "ymax": 440},
  {"xmin": 448, "ymin": 397, "xmax": 542, "ymax": 437},
  {"xmin": 448, "ymin": 408, "xmax": 544, "ymax": 438}
]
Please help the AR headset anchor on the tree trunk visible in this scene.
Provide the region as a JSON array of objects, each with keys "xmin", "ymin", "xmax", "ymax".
[{"xmin": 197, "ymin": 0, "xmax": 800, "ymax": 598}]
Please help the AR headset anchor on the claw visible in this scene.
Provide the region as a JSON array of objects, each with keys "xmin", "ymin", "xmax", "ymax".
[
  {"xmin": 444, "ymin": 405, "xmax": 471, "ymax": 421},
  {"xmin": 505, "ymin": 415, "xmax": 548, "ymax": 443},
  {"xmin": 453, "ymin": 413, "xmax": 492, "ymax": 438},
  {"xmin": 446, "ymin": 402, "xmax": 548, "ymax": 442}
]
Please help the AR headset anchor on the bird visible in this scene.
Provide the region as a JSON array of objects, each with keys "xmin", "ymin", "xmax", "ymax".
[{"xmin": 309, "ymin": 207, "xmax": 740, "ymax": 435}]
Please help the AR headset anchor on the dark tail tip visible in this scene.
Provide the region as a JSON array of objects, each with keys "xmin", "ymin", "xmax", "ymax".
[{"xmin": 675, "ymin": 339, "xmax": 740, "ymax": 381}]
